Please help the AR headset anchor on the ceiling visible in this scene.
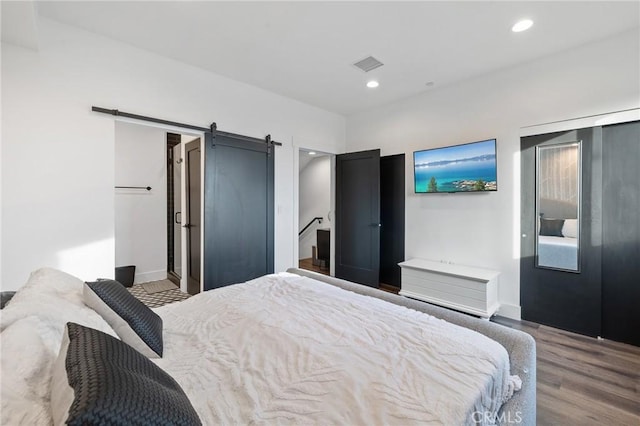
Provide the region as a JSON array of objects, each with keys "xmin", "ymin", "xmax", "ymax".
[{"xmin": 10, "ymin": 2, "xmax": 640, "ymax": 115}]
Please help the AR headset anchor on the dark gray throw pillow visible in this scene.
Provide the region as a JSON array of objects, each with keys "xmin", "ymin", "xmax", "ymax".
[
  {"xmin": 51, "ymin": 322, "xmax": 201, "ymax": 426},
  {"xmin": 84, "ymin": 280, "xmax": 163, "ymax": 358},
  {"xmin": 539, "ymin": 218, "xmax": 565, "ymax": 237}
]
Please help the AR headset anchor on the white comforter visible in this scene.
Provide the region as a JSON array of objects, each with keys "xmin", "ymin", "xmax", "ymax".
[{"xmin": 154, "ymin": 272, "xmax": 519, "ymax": 425}]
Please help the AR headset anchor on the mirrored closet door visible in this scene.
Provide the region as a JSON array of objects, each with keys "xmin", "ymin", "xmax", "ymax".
[{"xmin": 521, "ymin": 121, "xmax": 640, "ymax": 347}]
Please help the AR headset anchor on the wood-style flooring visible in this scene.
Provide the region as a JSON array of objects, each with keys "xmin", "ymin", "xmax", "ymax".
[
  {"xmin": 493, "ymin": 316, "xmax": 640, "ymax": 425},
  {"xmin": 379, "ymin": 283, "xmax": 400, "ymax": 294},
  {"xmin": 298, "ymin": 260, "xmax": 402, "ymax": 297},
  {"xmin": 298, "ymin": 258, "xmax": 330, "ymax": 275}
]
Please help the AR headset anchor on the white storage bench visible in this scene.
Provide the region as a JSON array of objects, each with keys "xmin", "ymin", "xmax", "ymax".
[{"xmin": 398, "ymin": 258, "xmax": 500, "ymax": 318}]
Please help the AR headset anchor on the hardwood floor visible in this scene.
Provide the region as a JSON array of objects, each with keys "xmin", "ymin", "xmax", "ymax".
[
  {"xmin": 379, "ymin": 282, "xmax": 400, "ymax": 294},
  {"xmin": 298, "ymin": 258, "xmax": 329, "ymax": 275},
  {"xmin": 492, "ymin": 316, "xmax": 640, "ymax": 425},
  {"xmin": 296, "ymin": 264, "xmax": 401, "ymax": 296}
]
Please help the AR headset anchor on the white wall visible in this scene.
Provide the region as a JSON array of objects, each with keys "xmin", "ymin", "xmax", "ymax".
[
  {"xmin": 114, "ymin": 122, "xmax": 167, "ymax": 284},
  {"xmin": 298, "ymin": 155, "xmax": 331, "ymax": 259},
  {"xmin": 1, "ymin": 17, "xmax": 345, "ymax": 290},
  {"xmin": 346, "ymin": 29, "xmax": 640, "ymax": 319}
]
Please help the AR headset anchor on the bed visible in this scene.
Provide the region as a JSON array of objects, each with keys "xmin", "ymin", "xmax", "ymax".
[
  {"xmin": 537, "ymin": 235, "xmax": 578, "ymax": 270},
  {"xmin": 1, "ymin": 267, "xmax": 536, "ymax": 425},
  {"xmin": 537, "ymin": 215, "xmax": 579, "ymax": 270},
  {"xmin": 537, "ymin": 199, "xmax": 579, "ymax": 271}
]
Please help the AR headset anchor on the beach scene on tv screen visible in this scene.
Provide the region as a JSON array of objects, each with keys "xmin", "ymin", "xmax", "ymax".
[{"xmin": 414, "ymin": 140, "xmax": 497, "ymax": 192}]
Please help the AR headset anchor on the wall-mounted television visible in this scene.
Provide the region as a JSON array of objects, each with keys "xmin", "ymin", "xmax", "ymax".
[{"xmin": 414, "ymin": 139, "xmax": 497, "ymax": 193}]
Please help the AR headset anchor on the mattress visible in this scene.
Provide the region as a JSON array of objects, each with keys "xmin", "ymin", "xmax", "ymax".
[
  {"xmin": 1, "ymin": 268, "xmax": 523, "ymax": 426},
  {"xmin": 538, "ymin": 235, "xmax": 578, "ymax": 270},
  {"xmin": 153, "ymin": 272, "xmax": 520, "ymax": 425}
]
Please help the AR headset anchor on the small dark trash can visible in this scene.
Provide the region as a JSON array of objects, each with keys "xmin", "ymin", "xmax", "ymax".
[{"xmin": 115, "ymin": 265, "xmax": 136, "ymax": 288}]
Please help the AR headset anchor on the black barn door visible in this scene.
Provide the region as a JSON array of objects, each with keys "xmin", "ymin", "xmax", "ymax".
[
  {"xmin": 203, "ymin": 132, "xmax": 274, "ymax": 290},
  {"xmin": 335, "ymin": 149, "xmax": 380, "ymax": 287},
  {"xmin": 601, "ymin": 121, "xmax": 640, "ymax": 346}
]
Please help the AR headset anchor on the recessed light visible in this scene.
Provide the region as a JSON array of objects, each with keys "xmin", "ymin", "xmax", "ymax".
[
  {"xmin": 512, "ymin": 19, "xmax": 533, "ymax": 33},
  {"xmin": 308, "ymin": 151, "xmax": 316, "ymax": 155},
  {"xmin": 366, "ymin": 80, "xmax": 379, "ymax": 88}
]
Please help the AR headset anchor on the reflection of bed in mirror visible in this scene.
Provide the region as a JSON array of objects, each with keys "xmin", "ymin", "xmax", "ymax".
[
  {"xmin": 538, "ymin": 235, "xmax": 578, "ymax": 270},
  {"xmin": 537, "ymin": 195, "xmax": 579, "ymax": 271}
]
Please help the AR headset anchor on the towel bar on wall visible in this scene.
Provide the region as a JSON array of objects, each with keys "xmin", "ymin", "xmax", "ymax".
[{"xmin": 115, "ymin": 186, "xmax": 152, "ymax": 191}]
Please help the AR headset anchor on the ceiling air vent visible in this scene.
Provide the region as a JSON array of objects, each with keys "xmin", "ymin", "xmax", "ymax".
[{"xmin": 353, "ymin": 56, "xmax": 384, "ymax": 72}]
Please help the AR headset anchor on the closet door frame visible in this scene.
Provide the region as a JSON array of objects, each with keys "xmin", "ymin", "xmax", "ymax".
[
  {"xmin": 520, "ymin": 128, "xmax": 602, "ymax": 337},
  {"xmin": 520, "ymin": 108, "xmax": 639, "ymax": 340}
]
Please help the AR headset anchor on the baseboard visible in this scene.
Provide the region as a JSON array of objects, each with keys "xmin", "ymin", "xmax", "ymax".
[
  {"xmin": 496, "ymin": 303, "xmax": 521, "ymax": 320},
  {"xmin": 134, "ymin": 270, "xmax": 166, "ymax": 284}
]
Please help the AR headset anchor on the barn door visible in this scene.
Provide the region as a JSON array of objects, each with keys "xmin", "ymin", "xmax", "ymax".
[{"xmin": 203, "ymin": 132, "xmax": 274, "ymax": 290}]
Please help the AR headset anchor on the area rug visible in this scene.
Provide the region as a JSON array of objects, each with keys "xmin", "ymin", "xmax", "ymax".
[
  {"xmin": 128, "ymin": 283, "xmax": 191, "ymax": 308},
  {"xmin": 141, "ymin": 279, "xmax": 178, "ymax": 294}
]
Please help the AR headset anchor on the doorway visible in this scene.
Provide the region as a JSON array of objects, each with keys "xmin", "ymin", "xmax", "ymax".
[
  {"xmin": 114, "ymin": 122, "xmax": 203, "ymax": 295},
  {"xmin": 298, "ymin": 149, "xmax": 333, "ymax": 276},
  {"xmin": 167, "ymin": 133, "xmax": 202, "ymax": 295},
  {"xmin": 294, "ymin": 147, "xmax": 406, "ymax": 289}
]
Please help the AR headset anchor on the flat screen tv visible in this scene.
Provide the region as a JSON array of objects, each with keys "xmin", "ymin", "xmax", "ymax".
[{"xmin": 414, "ymin": 139, "xmax": 497, "ymax": 193}]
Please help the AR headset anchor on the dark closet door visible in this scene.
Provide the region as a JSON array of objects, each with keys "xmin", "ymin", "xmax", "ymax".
[
  {"xmin": 203, "ymin": 133, "xmax": 274, "ymax": 290},
  {"xmin": 335, "ymin": 149, "xmax": 380, "ymax": 287},
  {"xmin": 185, "ymin": 139, "xmax": 202, "ymax": 295},
  {"xmin": 380, "ymin": 154, "xmax": 405, "ymax": 288},
  {"xmin": 520, "ymin": 128, "xmax": 603, "ymax": 337},
  {"xmin": 602, "ymin": 121, "xmax": 640, "ymax": 346}
]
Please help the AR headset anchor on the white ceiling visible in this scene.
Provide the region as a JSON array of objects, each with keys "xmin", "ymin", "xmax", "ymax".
[{"xmin": 17, "ymin": 2, "xmax": 640, "ymax": 115}]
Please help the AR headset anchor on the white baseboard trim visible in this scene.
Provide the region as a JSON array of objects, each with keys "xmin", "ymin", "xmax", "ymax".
[
  {"xmin": 496, "ymin": 303, "xmax": 521, "ymax": 320},
  {"xmin": 134, "ymin": 270, "xmax": 166, "ymax": 284}
]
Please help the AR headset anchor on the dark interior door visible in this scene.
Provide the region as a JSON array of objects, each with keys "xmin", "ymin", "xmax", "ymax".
[
  {"xmin": 380, "ymin": 154, "xmax": 405, "ymax": 288},
  {"xmin": 601, "ymin": 121, "xmax": 640, "ymax": 346},
  {"xmin": 203, "ymin": 133, "xmax": 274, "ymax": 290},
  {"xmin": 520, "ymin": 128, "xmax": 602, "ymax": 337},
  {"xmin": 335, "ymin": 149, "xmax": 380, "ymax": 287},
  {"xmin": 185, "ymin": 139, "xmax": 201, "ymax": 295},
  {"xmin": 166, "ymin": 133, "xmax": 181, "ymax": 285}
]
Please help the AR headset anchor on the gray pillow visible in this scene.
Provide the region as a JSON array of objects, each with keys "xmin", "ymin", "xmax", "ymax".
[
  {"xmin": 539, "ymin": 218, "xmax": 565, "ymax": 237},
  {"xmin": 84, "ymin": 280, "xmax": 163, "ymax": 358},
  {"xmin": 51, "ymin": 322, "xmax": 201, "ymax": 426}
]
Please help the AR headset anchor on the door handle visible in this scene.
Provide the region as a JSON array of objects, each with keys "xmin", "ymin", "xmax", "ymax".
[
  {"xmin": 370, "ymin": 223, "xmax": 382, "ymax": 227},
  {"xmin": 183, "ymin": 223, "xmax": 192, "ymax": 229},
  {"xmin": 175, "ymin": 212, "xmax": 181, "ymax": 224}
]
